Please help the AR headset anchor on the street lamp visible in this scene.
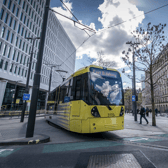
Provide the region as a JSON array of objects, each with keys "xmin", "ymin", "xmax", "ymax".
[
  {"xmin": 20, "ymin": 36, "xmax": 40, "ymax": 122},
  {"xmin": 44, "ymin": 65, "xmax": 68, "ymax": 112},
  {"xmin": 125, "ymin": 40, "xmax": 140, "ymax": 121},
  {"xmin": 11, "ymin": 80, "xmax": 23, "ymax": 111}
]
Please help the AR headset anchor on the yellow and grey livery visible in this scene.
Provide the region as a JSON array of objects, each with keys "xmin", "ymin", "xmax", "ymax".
[{"xmin": 47, "ymin": 65, "xmax": 125, "ymax": 133}]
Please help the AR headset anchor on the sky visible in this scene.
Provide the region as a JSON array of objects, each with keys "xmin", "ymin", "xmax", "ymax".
[{"xmin": 50, "ymin": 0, "xmax": 168, "ymax": 89}]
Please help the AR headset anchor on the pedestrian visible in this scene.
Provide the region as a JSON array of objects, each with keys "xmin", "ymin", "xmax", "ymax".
[
  {"xmin": 155, "ymin": 108, "xmax": 158, "ymax": 116},
  {"xmin": 139, "ymin": 106, "xmax": 149, "ymax": 124}
]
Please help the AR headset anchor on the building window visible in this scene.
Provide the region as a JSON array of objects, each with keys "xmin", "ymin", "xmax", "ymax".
[
  {"xmin": 4, "ymin": 61, "xmax": 8, "ymax": 70},
  {"xmin": 26, "ymin": 18, "xmax": 29, "ymax": 27},
  {"xmin": 4, "ymin": 13, "xmax": 9, "ymax": 24},
  {"xmin": 0, "ymin": 8, "xmax": 4, "ymax": 20},
  {"xmin": 25, "ymin": 43, "xmax": 28, "ymax": 53},
  {"xmin": 21, "ymin": 27, "xmax": 24, "ymax": 36},
  {"xmin": 18, "ymin": 24, "xmax": 21, "ymax": 33},
  {"xmin": 26, "ymin": 4, "xmax": 28, "ymax": 13},
  {"xmin": 6, "ymin": 30, "xmax": 10, "ymax": 41},
  {"xmin": 1, "ymin": 26, "xmax": 6, "ymax": 38},
  {"xmin": 23, "ymin": 15, "xmax": 26, "ymax": 24},
  {"xmin": 30, "ymin": 72, "xmax": 33, "ymax": 79},
  {"xmin": 22, "ymin": 1, "xmax": 25, "ymax": 9},
  {"xmin": 31, "ymin": 11, "xmax": 34, "ymax": 19},
  {"xmin": 2, "ymin": 44, "xmax": 7, "ymax": 56},
  {"xmin": 20, "ymin": 12, "xmax": 23, "ymax": 21},
  {"xmin": 3, "ymin": 0, "xmax": 7, "ymax": 6},
  {"xmin": 16, "ymin": 52, "xmax": 20, "ymax": 62},
  {"xmin": 7, "ymin": 46, "xmax": 11, "ymax": 58},
  {"xmin": 0, "ymin": 59, "xmax": 4, "ymax": 69},
  {"xmin": 34, "ymin": 14, "xmax": 36, "ymax": 22},
  {"xmin": 22, "ymin": 42, "xmax": 25, "ymax": 51},
  {"xmin": 33, "ymin": 1, "xmax": 35, "ymax": 8},
  {"xmin": 25, "ymin": 69, "xmax": 27, "ymax": 77},
  {"xmin": 20, "ymin": 54, "xmax": 23, "ymax": 63},
  {"xmin": 29, "ymin": 22, "xmax": 32, "ymax": 29},
  {"xmin": 24, "ymin": 30, "xmax": 27, "ymax": 38},
  {"xmin": 15, "ymin": 36, "xmax": 18, "ymax": 46},
  {"xmin": 27, "ymin": 58, "xmax": 29, "ymax": 67},
  {"xmin": 10, "ymin": 64, "xmax": 13, "ymax": 72},
  {"xmin": 21, "ymin": 69, "xmax": 24, "ymax": 76},
  {"xmin": 14, "ymin": 66, "xmax": 17, "ymax": 74},
  {"xmin": 12, "ymin": 4, "xmax": 15, "ymax": 13},
  {"xmin": 18, "ymin": 67, "xmax": 21, "ymax": 75},
  {"xmin": 18, "ymin": 0, "xmax": 21, "ymax": 5},
  {"xmin": 23, "ymin": 56, "xmax": 26, "ymax": 65},
  {"xmin": 16, "ymin": 8, "xmax": 19, "ymax": 17},
  {"xmin": 19, "ymin": 39, "xmax": 22, "ymax": 49},
  {"xmin": 13, "ymin": 20, "xmax": 17, "ymax": 30},
  {"xmin": 9, "ymin": 16, "xmax": 13, "ymax": 27},
  {"xmin": 0, "ymin": 41, "xmax": 2, "ymax": 51},
  {"xmin": 29, "ymin": 8, "xmax": 31, "ymax": 16},
  {"xmin": 12, "ymin": 50, "xmax": 16, "ymax": 60},
  {"xmin": 32, "ymin": 24, "xmax": 34, "ymax": 32},
  {"xmin": 8, "ymin": 0, "xmax": 12, "ymax": 9},
  {"xmin": 10, "ymin": 33, "xmax": 14, "ymax": 43}
]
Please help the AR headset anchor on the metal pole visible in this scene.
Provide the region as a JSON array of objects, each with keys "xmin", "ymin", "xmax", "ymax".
[
  {"xmin": 132, "ymin": 45, "xmax": 137, "ymax": 121},
  {"xmin": 26, "ymin": 0, "xmax": 51, "ymax": 138},
  {"xmin": 21, "ymin": 39, "xmax": 36, "ymax": 122},
  {"xmin": 45, "ymin": 66, "xmax": 53, "ymax": 112},
  {"xmin": 48, "ymin": 66, "xmax": 53, "ymax": 94}
]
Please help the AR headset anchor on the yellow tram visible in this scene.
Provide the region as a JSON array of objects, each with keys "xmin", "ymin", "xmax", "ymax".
[{"xmin": 46, "ymin": 65, "xmax": 125, "ymax": 133}]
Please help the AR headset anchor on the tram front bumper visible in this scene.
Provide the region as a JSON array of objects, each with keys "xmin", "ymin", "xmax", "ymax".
[{"xmin": 88, "ymin": 117, "xmax": 124, "ymax": 133}]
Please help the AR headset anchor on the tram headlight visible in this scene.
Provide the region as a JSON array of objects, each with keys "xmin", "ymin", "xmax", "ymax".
[
  {"xmin": 120, "ymin": 107, "xmax": 124, "ymax": 116},
  {"xmin": 91, "ymin": 106, "xmax": 100, "ymax": 117}
]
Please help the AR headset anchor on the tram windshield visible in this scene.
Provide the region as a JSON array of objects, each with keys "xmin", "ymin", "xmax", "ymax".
[{"xmin": 89, "ymin": 68, "xmax": 123, "ymax": 105}]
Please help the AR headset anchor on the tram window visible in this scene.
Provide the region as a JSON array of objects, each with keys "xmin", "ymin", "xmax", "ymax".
[
  {"xmin": 83, "ymin": 78, "xmax": 89, "ymax": 103},
  {"xmin": 68, "ymin": 78, "xmax": 73, "ymax": 98},
  {"xmin": 75, "ymin": 78, "xmax": 81, "ymax": 100}
]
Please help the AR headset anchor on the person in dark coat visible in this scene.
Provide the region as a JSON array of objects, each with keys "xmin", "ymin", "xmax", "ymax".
[
  {"xmin": 140, "ymin": 106, "xmax": 149, "ymax": 124},
  {"xmin": 155, "ymin": 108, "xmax": 158, "ymax": 116}
]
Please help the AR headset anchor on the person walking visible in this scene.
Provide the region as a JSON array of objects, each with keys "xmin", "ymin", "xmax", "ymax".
[
  {"xmin": 140, "ymin": 106, "xmax": 149, "ymax": 124},
  {"xmin": 155, "ymin": 108, "xmax": 158, "ymax": 116}
]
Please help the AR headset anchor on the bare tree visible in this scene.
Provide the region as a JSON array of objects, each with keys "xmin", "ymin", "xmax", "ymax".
[
  {"xmin": 122, "ymin": 22, "xmax": 167, "ymax": 126},
  {"xmin": 87, "ymin": 50, "xmax": 117, "ymax": 68}
]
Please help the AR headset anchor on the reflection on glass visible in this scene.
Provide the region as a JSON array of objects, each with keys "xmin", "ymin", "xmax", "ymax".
[{"xmin": 90, "ymin": 70, "xmax": 123, "ymax": 105}]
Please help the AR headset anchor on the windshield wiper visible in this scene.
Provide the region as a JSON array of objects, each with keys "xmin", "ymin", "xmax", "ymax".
[{"xmin": 106, "ymin": 105, "xmax": 112, "ymax": 110}]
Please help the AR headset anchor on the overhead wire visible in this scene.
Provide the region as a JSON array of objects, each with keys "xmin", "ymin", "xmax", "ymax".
[{"xmin": 50, "ymin": 2, "xmax": 168, "ymax": 71}]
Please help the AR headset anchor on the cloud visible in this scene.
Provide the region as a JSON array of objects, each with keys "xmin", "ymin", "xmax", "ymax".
[
  {"xmin": 52, "ymin": 0, "xmax": 145, "ymax": 69},
  {"xmin": 125, "ymin": 69, "xmax": 131, "ymax": 74},
  {"xmin": 136, "ymin": 82, "xmax": 142, "ymax": 89}
]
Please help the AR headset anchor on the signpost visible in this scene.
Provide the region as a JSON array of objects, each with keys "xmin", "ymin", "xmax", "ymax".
[
  {"xmin": 23, "ymin": 94, "xmax": 30, "ymax": 101},
  {"xmin": 132, "ymin": 95, "xmax": 135, "ymax": 102}
]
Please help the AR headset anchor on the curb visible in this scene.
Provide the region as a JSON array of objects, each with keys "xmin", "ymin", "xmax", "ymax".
[{"xmin": 0, "ymin": 134, "xmax": 50, "ymax": 146}]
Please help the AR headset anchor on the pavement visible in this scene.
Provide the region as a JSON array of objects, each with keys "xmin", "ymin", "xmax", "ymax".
[{"xmin": 1, "ymin": 113, "xmax": 168, "ymax": 168}]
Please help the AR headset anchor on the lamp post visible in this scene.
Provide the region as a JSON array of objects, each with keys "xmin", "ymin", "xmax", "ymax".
[
  {"xmin": 44, "ymin": 65, "xmax": 68, "ymax": 112},
  {"xmin": 26, "ymin": 0, "xmax": 51, "ymax": 138},
  {"xmin": 20, "ymin": 37, "xmax": 40, "ymax": 122},
  {"xmin": 126, "ymin": 40, "xmax": 140, "ymax": 121},
  {"xmin": 11, "ymin": 80, "xmax": 22, "ymax": 111}
]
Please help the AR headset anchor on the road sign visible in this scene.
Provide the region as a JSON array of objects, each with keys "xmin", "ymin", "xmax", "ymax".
[
  {"xmin": 23, "ymin": 94, "xmax": 30, "ymax": 100},
  {"xmin": 64, "ymin": 96, "xmax": 70, "ymax": 103},
  {"xmin": 132, "ymin": 95, "xmax": 135, "ymax": 101}
]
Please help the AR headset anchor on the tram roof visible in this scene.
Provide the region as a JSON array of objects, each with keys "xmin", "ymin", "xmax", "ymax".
[{"xmin": 71, "ymin": 65, "xmax": 120, "ymax": 78}]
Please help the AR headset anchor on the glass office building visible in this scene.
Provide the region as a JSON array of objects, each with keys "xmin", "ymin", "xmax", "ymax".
[{"xmin": 0, "ymin": 0, "xmax": 76, "ymax": 110}]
